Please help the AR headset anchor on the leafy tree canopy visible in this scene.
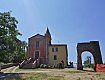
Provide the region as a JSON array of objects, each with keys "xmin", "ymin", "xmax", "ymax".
[{"xmin": 0, "ymin": 11, "xmax": 27, "ymax": 63}]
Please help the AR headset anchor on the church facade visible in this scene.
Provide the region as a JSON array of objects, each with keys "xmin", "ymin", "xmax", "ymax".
[{"xmin": 27, "ymin": 28, "xmax": 52, "ymax": 65}]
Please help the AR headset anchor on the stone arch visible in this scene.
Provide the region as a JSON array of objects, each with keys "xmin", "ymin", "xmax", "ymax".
[{"xmin": 77, "ymin": 41, "xmax": 103, "ymax": 70}]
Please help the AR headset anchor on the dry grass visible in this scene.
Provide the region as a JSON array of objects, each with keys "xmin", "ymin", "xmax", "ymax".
[
  {"xmin": 1, "ymin": 68, "xmax": 105, "ymax": 80},
  {"xmin": 0, "ymin": 73, "xmax": 64, "ymax": 80}
]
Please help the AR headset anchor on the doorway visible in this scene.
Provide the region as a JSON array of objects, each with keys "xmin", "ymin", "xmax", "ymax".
[{"xmin": 35, "ymin": 51, "xmax": 39, "ymax": 60}]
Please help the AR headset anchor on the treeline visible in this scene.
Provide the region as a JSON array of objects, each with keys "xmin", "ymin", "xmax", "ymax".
[{"xmin": 0, "ymin": 12, "xmax": 27, "ymax": 63}]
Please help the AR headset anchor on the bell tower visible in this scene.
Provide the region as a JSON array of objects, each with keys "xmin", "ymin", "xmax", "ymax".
[
  {"xmin": 45, "ymin": 27, "xmax": 52, "ymax": 45},
  {"xmin": 45, "ymin": 27, "xmax": 52, "ymax": 64}
]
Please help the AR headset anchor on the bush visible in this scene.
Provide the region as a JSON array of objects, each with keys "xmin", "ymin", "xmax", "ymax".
[
  {"xmin": 40, "ymin": 64, "xmax": 44, "ymax": 68},
  {"xmin": 40, "ymin": 64, "xmax": 48, "ymax": 68}
]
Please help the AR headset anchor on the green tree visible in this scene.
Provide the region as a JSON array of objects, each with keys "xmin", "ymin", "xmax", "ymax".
[
  {"xmin": 0, "ymin": 11, "xmax": 27, "ymax": 63},
  {"xmin": 83, "ymin": 56, "xmax": 91, "ymax": 68},
  {"xmin": 13, "ymin": 40, "xmax": 27, "ymax": 63}
]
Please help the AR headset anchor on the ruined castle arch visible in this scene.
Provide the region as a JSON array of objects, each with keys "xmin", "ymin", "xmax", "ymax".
[{"xmin": 77, "ymin": 41, "xmax": 103, "ymax": 70}]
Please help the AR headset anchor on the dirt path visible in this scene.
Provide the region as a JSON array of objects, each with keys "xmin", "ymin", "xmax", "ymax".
[
  {"xmin": 0, "ymin": 66, "xmax": 19, "ymax": 79},
  {"xmin": 1, "ymin": 67, "xmax": 105, "ymax": 80},
  {"xmin": 11, "ymin": 66, "xmax": 19, "ymax": 73}
]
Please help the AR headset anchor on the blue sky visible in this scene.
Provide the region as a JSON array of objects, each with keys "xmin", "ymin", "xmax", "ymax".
[{"xmin": 0, "ymin": 0, "xmax": 105, "ymax": 64}]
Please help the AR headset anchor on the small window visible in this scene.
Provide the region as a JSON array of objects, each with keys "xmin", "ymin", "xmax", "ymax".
[
  {"xmin": 56, "ymin": 48, "xmax": 58, "ymax": 52},
  {"xmin": 36, "ymin": 41, "xmax": 39, "ymax": 48},
  {"xmin": 54, "ymin": 55, "xmax": 57, "ymax": 60},
  {"xmin": 52, "ymin": 48, "xmax": 54, "ymax": 52},
  {"xmin": 52, "ymin": 47, "xmax": 58, "ymax": 52}
]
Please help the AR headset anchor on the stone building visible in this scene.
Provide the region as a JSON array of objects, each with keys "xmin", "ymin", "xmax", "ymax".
[{"xmin": 19, "ymin": 28, "xmax": 68, "ymax": 68}]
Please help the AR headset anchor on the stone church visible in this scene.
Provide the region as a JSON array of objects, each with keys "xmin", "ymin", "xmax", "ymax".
[{"xmin": 19, "ymin": 28, "xmax": 68, "ymax": 68}]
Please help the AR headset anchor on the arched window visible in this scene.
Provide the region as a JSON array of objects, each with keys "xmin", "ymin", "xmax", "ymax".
[{"xmin": 36, "ymin": 41, "xmax": 39, "ymax": 48}]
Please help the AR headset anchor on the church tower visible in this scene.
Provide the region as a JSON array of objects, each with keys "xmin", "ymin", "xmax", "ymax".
[
  {"xmin": 45, "ymin": 27, "xmax": 52, "ymax": 64},
  {"xmin": 45, "ymin": 27, "xmax": 52, "ymax": 45}
]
